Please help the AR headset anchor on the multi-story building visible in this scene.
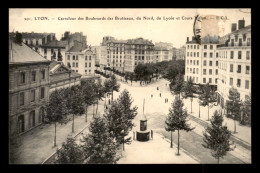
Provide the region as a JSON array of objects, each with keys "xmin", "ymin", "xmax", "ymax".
[
  {"xmin": 101, "ymin": 36, "xmax": 154, "ymax": 73},
  {"xmin": 175, "ymin": 46, "xmax": 186, "ymax": 61},
  {"xmin": 153, "ymin": 46, "xmax": 171, "ymax": 63},
  {"xmin": 60, "ymin": 31, "xmax": 87, "ymax": 51},
  {"xmin": 49, "ymin": 61, "xmax": 81, "ymax": 93},
  {"xmin": 154, "ymin": 42, "xmax": 173, "ymax": 62},
  {"xmin": 65, "ymin": 45, "xmax": 96, "ymax": 76},
  {"xmin": 39, "ymin": 31, "xmax": 87, "ymax": 65},
  {"xmin": 185, "ymin": 36, "xmax": 219, "ymax": 85},
  {"xmin": 216, "ymin": 20, "xmax": 251, "ymax": 107},
  {"xmin": 9, "ymin": 34, "xmax": 51, "ymax": 136},
  {"xmin": 92, "ymin": 45, "xmax": 108, "ymax": 72},
  {"xmin": 9, "ymin": 32, "xmax": 56, "ymax": 54},
  {"xmin": 39, "ymin": 40, "xmax": 67, "ymax": 62}
]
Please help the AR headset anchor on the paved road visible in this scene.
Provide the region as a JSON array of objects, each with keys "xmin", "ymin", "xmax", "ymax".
[
  {"xmin": 188, "ymin": 114, "xmax": 251, "ymax": 151},
  {"xmin": 113, "ymin": 77, "xmax": 249, "ymax": 164}
]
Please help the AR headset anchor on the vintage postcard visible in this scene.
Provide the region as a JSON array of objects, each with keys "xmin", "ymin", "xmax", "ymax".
[{"xmin": 9, "ymin": 8, "xmax": 251, "ymax": 164}]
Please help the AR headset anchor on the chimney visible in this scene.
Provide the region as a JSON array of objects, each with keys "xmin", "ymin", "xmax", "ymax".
[
  {"xmin": 231, "ymin": 23, "xmax": 237, "ymax": 32},
  {"xmin": 238, "ymin": 18, "xmax": 245, "ymax": 30},
  {"xmin": 187, "ymin": 37, "xmax": 189, "ymax": 42}
]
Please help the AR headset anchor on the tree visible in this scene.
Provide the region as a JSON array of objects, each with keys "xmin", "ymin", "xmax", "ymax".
[
  {"xmin": 124, "ymin": 73, "xmax": 128, "ymax": 83},
  {"xmin": 170, "ymin": 73, "xmax": 184, "ymax": 100},
  {"xmin": 182, "ymin": 78, "xmax": 196, "ymax": 113},
  {"xmin": 165, "ymin": 96, "xmax": 194, "ymax": 155},
  {"xmin": 65, "ymin": 85, "xmax": 85, "ymax": 133},
  {"xmin": 46, "ymin": 89, "xmax": 69, "ymax": 147},
  {"xmin": 130, "ymin": 73, "xmax": 134, "ymax": 85},
  {"xmin": 104, "ymin": 100, "xmax": 128, "ymax": 151},
  {"xmin": 55, "ymin": 137, "xmax": 84, "ymax": 164},
  {"xmin": 116, "ymin": 90, "xmax": 138, "ymax": 150},
  {"xmin": 202, "ymin": 110, "xmax": 235, "ymax": 164},
  {"xmin": 104, "ymin": 74, "xmax": 120, "ymax": 101},
  {"xmin": 199, "ymin": 83, "xmax": 216, "ymax": 121},
  {"xmin": 240, "ymin": 95, "xmax": 251, "ymax": 126},
  {"xmin": 163, "ymin": 60, "xmax": 185, "ymax": 82},
  {"xmin": 226, "ymin": 87, "xmax": 241, "ymax": 133},
  {"xmin": 93, "ymin": 82, "xmax": 105, "ymax": 116},
  {"xmin": 82, "ymin": 116, "xmax": 119, "ymax": 164},
  {"xmin": 81, "ymin": 80, "xmax": 96, "ymax": 122}
]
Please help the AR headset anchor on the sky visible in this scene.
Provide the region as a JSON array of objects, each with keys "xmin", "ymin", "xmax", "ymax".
[{"xmin": 9, "ymin": 8, "xmax": 251, "ymax": 48}]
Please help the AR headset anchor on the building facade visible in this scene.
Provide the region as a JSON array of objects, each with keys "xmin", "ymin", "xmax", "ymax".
[
  {"xmin": 185, "ymin": 36, "xmax": 218, "ymax": 86},
  {"xmin": 39, "ymin": 40, "xmax": 67, "ymax": 63},
  {"xmin": 65, "ymin": 46, "xmax": 96, "ymax": 76},
  {"xmin": 9, "ymin": 35, "xmax": 51, "ymax": 136},
  {"xmin": 124, "ymin": 38, "xmax": 154, "ymax": 73},
  {"xmin": 101, "ymin": 36, "xmax": 155, "ymax": 73},
  {"xmin": 92, "ymin": 45, "xmax": 108, "ymax": 72},
  {"xmin": 217, "ymin": 21, "xmax": 251, "ymax": 107},
  {"xmin": 175, "ymin": 46, "xmax": 186, "ymax": 61},
  {"xmin": 49, "ymin": 61, "xmax": 81, "ymax": 93},
  {"xmin": 153, "ymin": 46, "xmax": 172, "ymax": 63},
  {"xmin": 9, "ymin": 32, "xmax": 56, "ymax": 54}
]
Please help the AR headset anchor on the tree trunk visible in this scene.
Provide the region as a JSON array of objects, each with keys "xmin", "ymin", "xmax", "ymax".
[
  {"xmin": 208, "ymin": 104, "xmax": 210, "ymax": 121},
  {"xmin": 177, "ymin": 129, "xmax": 180, "ymax": 155},
  {"xmin": 104, "ymin": 96, "xmax": 106, "ymax": 108},
  {"xmin": 199, "ymin": 103, "xmax": 200, "ymax": 118},
  {"xmin": 93, "ymin": 104, "xmax": 95, "ymax": 118},
  {"xmin": 170, "ymin": 131, "xmax": 173, "ymax": 148},
  {"xmin": 54, "ymin": 121, "xmax": 57, "ymax": 147},
  {"xmin": 123, "ymin": 139, "xmax": 125, "ymax": 151},
  {"xmin": 72, "ymin": 114, "xmax": 74, "ymax": 133},
  {"xmin": 234, "ymin": 117, "xmax": 236, "ymax": 133},
  {"xmin": 190, "ymin": 98, "xmax": 192, "ymax": 113},
  {"xmin": 85, "ymin": 105, "xmax": 88, "ymax": 122},
  {"xmin": 96, "ymin": 100, "xmax": 99, "ymax": 115}
]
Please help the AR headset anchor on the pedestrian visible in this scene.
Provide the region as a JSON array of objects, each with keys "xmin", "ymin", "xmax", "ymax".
[
  {"xmin": 133, "ymin": 131, "xmax": 135, "ymax": 140},
  {"xmin": 108, "ymin": 99, "xmax": 110, "ymax": 105},
  {"xmin": 151, "ymin": 130, "xmax": 153, "ymax": 139},
  {"xmin": 151, "ymin": 94, "xmax": 153, "ymax": 98},
  {"xmin": 165, "ymin": 98, "xmax": 166, "ymax": 103},
  {"xmin": 157, "ymin": 87, "xmax": 159, "ymax": 90},
  {"xmin": 160, "ymin": 93, "xmax": 161, "ymax": 97}
]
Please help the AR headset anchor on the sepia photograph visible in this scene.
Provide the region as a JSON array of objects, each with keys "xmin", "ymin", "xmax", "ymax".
[{"xmin": 8, "ymin": 8, "xmax": 251, "ymax": 164}]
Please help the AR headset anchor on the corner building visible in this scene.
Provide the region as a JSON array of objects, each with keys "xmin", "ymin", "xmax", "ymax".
[
  {"xmin": 101, "ymin": 36, "xmax": 154, "ymax": 73},
  {"xmin": 216, "ymin": 23, "xmax": 251, "ymax": 107}
]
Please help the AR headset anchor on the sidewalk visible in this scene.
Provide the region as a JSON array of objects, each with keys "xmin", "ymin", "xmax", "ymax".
[
  {"xmin": 182, "ymin": 97, "xmax": 251, "ymax": 145},
  {"xmin": 118, "ymin": 132, "xmax": 198, "ymax": 164},
  {"xmin": 14, "ymin": 100, "xmax": 105, "ymax": 164}
]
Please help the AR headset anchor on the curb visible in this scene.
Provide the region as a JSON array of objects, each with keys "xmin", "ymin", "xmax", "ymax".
[
  {"xmin": 188, "ymin": 114, "xmax": 251, "ymax": 150},
  {"xmin": 41, "ymin": 122, "xmax": 90, "ymax": 164}
]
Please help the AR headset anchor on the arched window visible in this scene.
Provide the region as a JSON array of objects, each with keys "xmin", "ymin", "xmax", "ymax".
[
  {"xmin": 29, "ymin": 110, "xmax": 36, "ymax": 128},
  {"xmin": 18, "ymin": 115, "xmax": 24, "ymax": 133}
]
